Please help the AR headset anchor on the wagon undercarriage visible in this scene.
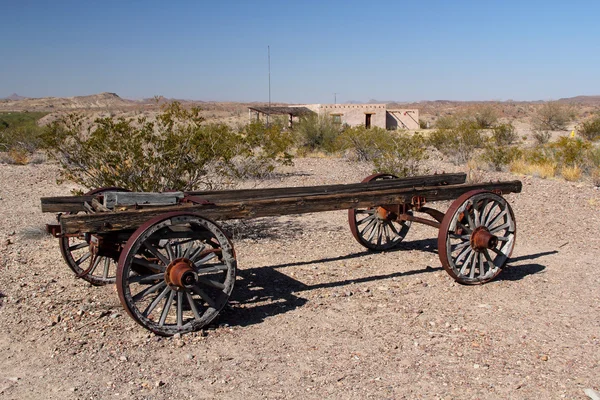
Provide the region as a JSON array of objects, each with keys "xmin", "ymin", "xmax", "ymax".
[{"xmin": 41, "ymin": 172, "xmax": 521, "ymax": 336}]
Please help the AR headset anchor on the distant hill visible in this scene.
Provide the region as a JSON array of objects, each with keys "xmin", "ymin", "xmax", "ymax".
[
  {"xmin": 556, "ymin": 95, "xmax": 600, "ymax": 105},
  {"xmin": 3, "ymin": 93, "xmax": 28, "ymax": 101},
  {"xmin": 0, "ymin": 92, "xmax": 136, "ymax": 111}
]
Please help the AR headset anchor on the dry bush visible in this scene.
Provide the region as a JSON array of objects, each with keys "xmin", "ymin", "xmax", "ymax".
[
  {"xmin": 509, "ymin": 159, "xmax": 557, "ymax": 179},
  {"xmin": 491, "ymin": 123, "xmax": 518, "ymax": 146},
  {"xmin": 561, "ymin": 165, "xmax": 582, "ymax": 181},
  {"xmin": 532, "ymin": 102, "xmax": 575, "ymax": 131},
  {"xmin": 532, "ymin": 130, "xmax": 552, "ymax": 145},
  {"xmin": 481, "ymin": 145, "xmax": 522, "ymax": 171},
  {"xmin": 470, "ymin": 103, "xmax": 499, "ymax": 129},
  {"xmin": 294, "ymin": 114, "xmax": 340, "ymax": 153},
  {"xmin": 591, "ymin": 168, "xmax": 600, "ymax": 187}
]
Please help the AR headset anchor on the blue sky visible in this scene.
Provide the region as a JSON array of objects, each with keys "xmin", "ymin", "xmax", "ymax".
[{"xmin": 1, "ymin": 0, "xmax": 599, "ymax": 103}]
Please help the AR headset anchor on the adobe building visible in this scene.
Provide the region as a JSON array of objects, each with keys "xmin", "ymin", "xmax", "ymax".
[{"xmin": 248, "ymin": 103, "xmax": 419, "ymax": 130}]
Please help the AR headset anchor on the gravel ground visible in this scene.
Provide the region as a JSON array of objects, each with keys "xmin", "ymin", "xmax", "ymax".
[{"xmin": 1, "ymin": 158, "xmax": 599, "ymax": 399}]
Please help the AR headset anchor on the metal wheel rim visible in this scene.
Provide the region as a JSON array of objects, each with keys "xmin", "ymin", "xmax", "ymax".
[
  {"xmin": 117, "ymin": 212, "xmax": 236, "ymax": 336},
  {"xmin": 58, "ymin": 187, "xmax": 128, "ymax": 286},
  {"xmin": 348, "ymin": 173, "xmax": 411, "ymax": 251},
  {"xmin": 438, "ymin": 190, "xmax": 516, "ymax": 285}
]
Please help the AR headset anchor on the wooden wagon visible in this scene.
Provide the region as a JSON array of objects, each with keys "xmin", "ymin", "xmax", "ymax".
[{"xmin": 41, "ymin": 173, "xmax": 521, "ymax": 336}]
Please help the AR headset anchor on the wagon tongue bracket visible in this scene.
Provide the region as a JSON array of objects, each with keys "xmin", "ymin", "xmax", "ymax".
[{"xmin": 165, "ymin": 258, "xmax": 198, "ymax": 291}]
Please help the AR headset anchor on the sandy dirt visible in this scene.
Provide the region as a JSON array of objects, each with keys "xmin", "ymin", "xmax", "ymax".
[{"xmin": 1, "ymin": 157, "xmax": 599, "ymax": 399}]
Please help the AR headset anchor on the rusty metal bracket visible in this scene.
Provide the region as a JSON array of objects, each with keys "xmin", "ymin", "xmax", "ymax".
[
  {"xmin": 411, "ymin": 196, "xmax": 426, "ymax": 210},
  {"xmin": 182, "ymin": 195, "xmax": 215, "ymax": 206},
  {"xmin": 46, "ymin": 224, "xmax": 62, "ymax": 238}
]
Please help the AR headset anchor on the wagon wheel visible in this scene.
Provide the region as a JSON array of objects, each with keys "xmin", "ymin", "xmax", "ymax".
[
  {"xmin": 438, "ymin": 190, "xmax": 516, "ymax": 285},
  {"xmin": 116, "ymin": 212, "xmax": 236, "ymax": 336},
  {"xmin": 348, "ymin": 173, "xmax": 411, "ymax": 251},
  {"xmin": 59, "ymin": 187, "xmax": 129, "ymax": 286}
]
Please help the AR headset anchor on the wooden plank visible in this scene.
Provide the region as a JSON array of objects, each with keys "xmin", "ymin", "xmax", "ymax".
[
  {"xmin": 60, "ymin": 180, "xmax": 522, "ymax": 235},
  {"xmin": 103, "ymin": 192, "xmax": 184, "ymax": 209},
  {"xmin": 41, "ymin": 173, "xmax": 466, "ymax": 213}
]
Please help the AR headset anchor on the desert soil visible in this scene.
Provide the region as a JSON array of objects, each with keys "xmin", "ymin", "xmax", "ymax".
[{"xmin": 1, "ymin": 157, "xmax": 599, "ymax": 399}]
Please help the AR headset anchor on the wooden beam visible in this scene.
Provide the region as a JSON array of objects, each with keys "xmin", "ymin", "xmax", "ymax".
[
  {"xmin": 59, "ymin": 180, "xmax": 522, "ymax": 235},
  {"xmin": 41, "ymin": 173, "xmax": 467, "ymax": 213}
]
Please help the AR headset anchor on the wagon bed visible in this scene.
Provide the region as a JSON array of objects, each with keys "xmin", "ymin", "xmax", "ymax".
[{"xmin": 41, "ymin": 173, "xmax": 521, "ymax": 336}]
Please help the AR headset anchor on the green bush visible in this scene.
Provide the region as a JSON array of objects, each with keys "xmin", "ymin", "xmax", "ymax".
[
  {"xmin": 428, "ymin": 120, "xmax": 484, "ymax": 164},
  {"xmin": 577, "ymin": 116, "xmax": 600, "ymax": 141},
  {"xmin": 372, "ymin": 132, "xmax": 428, "ymax": 177},
  {"xmin": 481, "ymin": 144, "xmax": 522, "ymax": 171},
  {"xmin": 532, "ymin": 102, "xmax": 574, "ymax": 131},
  {"xmin": 550, "ymin": 136, "xmax": 592, "ymax": 168},
  {"xmin": 294, "ymin": 113, "xmax": 340, "ymax": 153},
  {"xmin": 336, "ymin": 126, "xmax": 388, "ymax": 161},
  {"xmin": 434, "ymin": 115, "xmax": 459, "ymax": 130},
  {"xmin": 0, "ymin": 112, "xmax": 47, "ymax": 155},
  {"xmin": 42, "ymin": 102, "xmax": 294, "ymax": 191},
  {"xmin": 491, "ymin": 123, "xmax": 518, "ymax": 146}
]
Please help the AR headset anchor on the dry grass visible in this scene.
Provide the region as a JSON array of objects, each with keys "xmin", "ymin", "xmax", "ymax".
[
  {"xmin": 510, "ymin": 159, "xmax": 557, "ymax": 179},
  {"xmin": 592, "ymin": 168, "xmax": 600, "ymax": 187},
  {"xmin": 561, "ymin": 165, "xmax": 582, "ymax": 181}
]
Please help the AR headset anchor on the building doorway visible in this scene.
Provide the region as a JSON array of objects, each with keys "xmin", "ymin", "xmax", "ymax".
[{"xmin": 365, "ymin": 113, "xmax": 372, "ymax": 128}]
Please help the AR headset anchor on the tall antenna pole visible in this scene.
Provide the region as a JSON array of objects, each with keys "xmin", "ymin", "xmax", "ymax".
[
  {"xmin": 267, "ymin": 45, "xmax": 271, "ymax": 126},
  {"xmin": 334, "ymin": 92, "xmax": 338, "ymax": 104}
]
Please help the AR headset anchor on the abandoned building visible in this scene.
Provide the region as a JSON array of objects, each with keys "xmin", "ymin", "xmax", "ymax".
[{"xmin": 248, "ymin": 104, "xmax": 419, "ymax": 130}]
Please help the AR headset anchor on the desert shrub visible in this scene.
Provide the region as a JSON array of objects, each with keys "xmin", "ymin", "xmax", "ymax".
[
  {"xmin": 532, "ymin": 129, "xmax": 551, "ymax": 145},
  {"xmin": 471, "ymin": 104, "xmax": 499, "ymax": 129},
  {"xmin": 577, "ymin": 115, "xmax": 600, "ymax": 141},
  {"xmin": 336, "ymin": 126, "xmax": 389, "ymax": 161},
  {"xmin": 294, "ymin": 113, "xmax": 340, "ymax": 153},
  {"xmin": 550, "ymin": 136, "xmax": 591, "ymax": 168},
  {"xmin": 561, "ymin": 165, "xmax": 582, "ymax": 181},
  {"xmin": 42, "ymin": 102, "xmax": 294, "ymax": 191},
  {"xmin": 481, "ymin": 144, "xmax": 522, "ymax": 171},
  {"xmin": 434, "ymin": 115, "xmax": 459, "ymax": 130},
  {"xmin": 532, "ymin": 102, "xmax": 574, "ymax": 131},
  {"xmin": 372, "ymin": 132, "xmax": 428, "ymax": 177},
  {"xmin": 591, "ymin": 168, "xmax": 600, "ymax": 187},
  {"xmin": 491, "ymin": 123, "xmax": 518, "ymax": 146},
  {"xmin": 0, "ymin": 112, "xmax": 47, "ymax": 159},
  {"xmin": 428, "ymin": 120, "xmax": 484, "ymax": 164}
]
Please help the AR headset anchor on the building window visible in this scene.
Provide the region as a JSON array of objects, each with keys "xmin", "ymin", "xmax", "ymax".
[{"xmin": 331, "ymin": 114, "xmax": 342, "ymax": 124}]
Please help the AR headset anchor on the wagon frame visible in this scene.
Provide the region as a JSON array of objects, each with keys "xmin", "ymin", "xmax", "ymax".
[{"xmin": 41, "ymin": 172, "xmax": 521, "ymax": 336}]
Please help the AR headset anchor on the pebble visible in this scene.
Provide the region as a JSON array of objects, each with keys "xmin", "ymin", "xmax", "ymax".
[
  {"xmin": 119, "ymin": 356, "xmax": 128, "ymax": 362},
  {"xmin": 155, "ymin": 380, "xmax": 165, "ymax": 388}
]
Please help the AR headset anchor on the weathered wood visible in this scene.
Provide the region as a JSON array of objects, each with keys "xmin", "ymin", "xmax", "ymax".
[
  {"xmin": 103, "ymin": 192, "xmax": 184, "ymax": 209},
  {"xmin": 41, "ymin": 173, "xmax": 466, "ymax": 213},
  {"xmin": 91, "ymin": 198, "xmax": 109, "ymax": 212},
  {"xmin": 60, "ymin": 180, "xmax": 522, "ymax": 235}
]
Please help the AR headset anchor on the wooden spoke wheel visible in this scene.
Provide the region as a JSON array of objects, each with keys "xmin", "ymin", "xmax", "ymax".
[
  {"xmin": 59, "ymin": 187, "xmax": 129, "ymax": 286},
  {"xmin": 438, "ymin": 190, "xmax": 516, "ymax": 285},
  {"xmin": 116, "ymin": 212, "xmax": 236, "ymax": 336},
  {"xmin": 348, "ymin": 173, "xmax": 411, "ymax": 251}
]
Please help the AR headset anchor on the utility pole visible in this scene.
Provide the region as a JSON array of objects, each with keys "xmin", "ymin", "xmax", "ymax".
[
  {"xmin": 267, "ymin": 45, "xmax": 271, "ymax": 126},
  {"xmin": 334, "ymin": 92, "xmax": 338, "ymax": 104}
]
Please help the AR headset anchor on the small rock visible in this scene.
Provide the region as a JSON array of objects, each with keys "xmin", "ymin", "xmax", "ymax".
[
  {"xmin": 473, "ymin": 364, "xmax": 480, "ymax": 369},
  {"xmin": 110, "ymin": 313, "xmax": 121, "ymax": 319},
  {"xmin": 540, "ymin": 354, "xmax": 549, "ymax": 361},
  {"xmin": 51, "ymin": 315, "xmax": 61, "ymax": 326},
  {"xmin": 119, "ymin": 356, "xmax": 128, "ymax": 362},
  {"xmin": 155, "ymin": 380, "xmax": 165, "ymax": 388},
  {"xmin": 173, "ymin": 333, "xmax": 181, "ymax": 339},
  {"xmin": 185, "ymin": 354, "xmax": 194, "ymax": 360},
  {"xmin": 344, "ymin": 291, "xmax": 353, "ymax": 297}
]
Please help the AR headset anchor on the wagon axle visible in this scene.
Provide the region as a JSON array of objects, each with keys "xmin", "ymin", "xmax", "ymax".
[{"xmin": 165, "ymin": 258, "xmax": 199, "ymax": 290}]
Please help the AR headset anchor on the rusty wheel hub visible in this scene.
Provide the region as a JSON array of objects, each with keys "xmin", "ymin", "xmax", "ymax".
[
  {"xmin": 165, "ymin": 258, "xmax": 198, "ymax": 291},
  {"xmin": 470, "ymin": 226, "xmax": 498, "ymax": 251}
]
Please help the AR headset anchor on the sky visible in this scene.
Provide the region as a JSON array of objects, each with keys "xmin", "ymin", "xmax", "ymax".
[{"xmin": 1, "ymin": 0, "xmax": 599, "ymax": 103}]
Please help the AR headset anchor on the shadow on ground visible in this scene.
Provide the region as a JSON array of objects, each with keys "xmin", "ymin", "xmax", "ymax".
[
  {"xmin": 219, "ymin": 248, "xmax": 557, "ymax": 329},
  {"xmin": 498, "ymin": 250, "xmax": 557, "ymax": 281}
]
